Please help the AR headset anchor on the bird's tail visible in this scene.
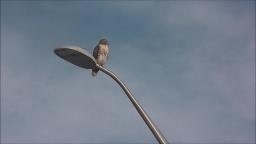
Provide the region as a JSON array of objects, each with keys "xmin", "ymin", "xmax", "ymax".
[{"xmin": 92, "ymin": 67, "xmax": 99, "ymax": 77}]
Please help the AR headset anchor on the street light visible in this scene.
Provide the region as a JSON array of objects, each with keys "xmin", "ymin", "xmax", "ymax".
[{"xmin": 54, "ymin": 45, "xmax": 168, "ymax": 144}]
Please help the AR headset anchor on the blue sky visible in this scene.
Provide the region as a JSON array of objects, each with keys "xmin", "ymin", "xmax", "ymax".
[{"xmin": 1, "ymin": 1, "xmax": 255, "ymax": 143}]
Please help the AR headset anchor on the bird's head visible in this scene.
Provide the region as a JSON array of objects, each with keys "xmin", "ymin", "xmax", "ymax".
[{"xmin": 99, "ymin": 38, "xmax": 108, "ymax": 45}]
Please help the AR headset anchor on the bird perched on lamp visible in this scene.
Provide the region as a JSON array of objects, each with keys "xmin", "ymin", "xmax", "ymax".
[{"xmin": 92, "ymin": 38, "xmax": 109, "ymax": 76}]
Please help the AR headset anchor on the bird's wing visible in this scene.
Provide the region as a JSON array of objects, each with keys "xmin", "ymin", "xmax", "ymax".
[
  {"xmin": 106, "ymin": 46, "xmax": 109, "ymax": 60},
  {"xmin": 93, "ymin": 45, "xmax": 99, "ymax": 59}
]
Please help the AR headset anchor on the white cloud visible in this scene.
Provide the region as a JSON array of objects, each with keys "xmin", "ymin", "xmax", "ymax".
[{"xmin": 1, "ymin": 1, "xmax": 255, "ymax": 143}]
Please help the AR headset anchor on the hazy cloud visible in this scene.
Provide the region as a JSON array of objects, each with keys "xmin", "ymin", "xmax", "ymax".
[{"xmin": 1, "ymin": 1, "xmax": 255, "ymax": 143}]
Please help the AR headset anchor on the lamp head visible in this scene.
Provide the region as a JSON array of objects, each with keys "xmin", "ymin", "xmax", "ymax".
[{"xmin": 54, "ymin": 45, "xmax": 96, "ymax": 69}]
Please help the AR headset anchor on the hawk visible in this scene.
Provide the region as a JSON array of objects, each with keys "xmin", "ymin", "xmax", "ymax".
[{"xmin": 92, "ymin": 39, "xmax": 109, "ymax": 76}]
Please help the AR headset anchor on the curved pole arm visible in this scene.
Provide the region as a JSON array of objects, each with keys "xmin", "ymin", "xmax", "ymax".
[{"xmin": 96, "ymin": 64, "xmax": 168, "ymax": 144}]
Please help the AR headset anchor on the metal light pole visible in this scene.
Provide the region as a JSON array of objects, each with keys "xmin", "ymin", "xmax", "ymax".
[{"xmin": 54, "ymin": 45, "xmax": 168, "ymax": 144}]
